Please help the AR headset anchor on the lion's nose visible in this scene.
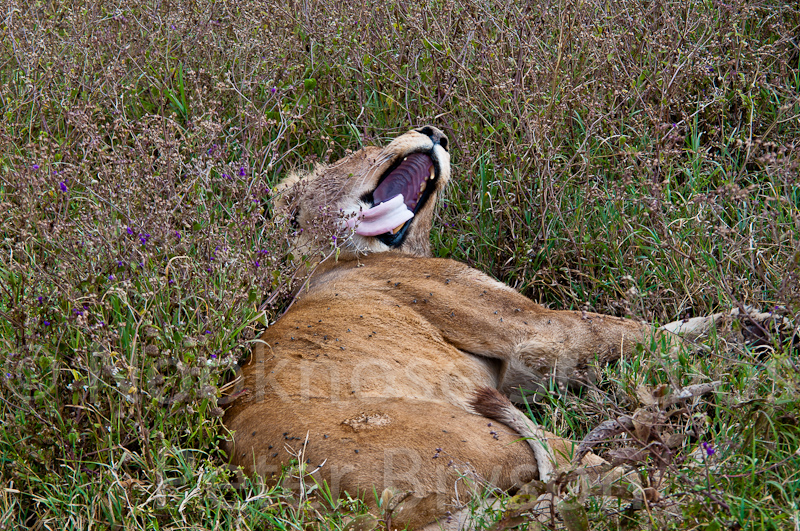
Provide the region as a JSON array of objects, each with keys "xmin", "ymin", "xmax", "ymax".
[{"xmin": 416, "ymin": 125, "xmax": 449, "ymax": 151}]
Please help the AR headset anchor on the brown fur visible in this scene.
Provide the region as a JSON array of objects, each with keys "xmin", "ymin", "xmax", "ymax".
[{"xmin": 223, "ymin": 127, "xmax": 673, "ymax": 528}]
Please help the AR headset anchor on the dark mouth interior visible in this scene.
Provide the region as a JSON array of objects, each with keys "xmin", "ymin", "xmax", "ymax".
[
  {"xmin": 366, "ymin": 152, "xmax": 437, "ymax": 247},
  {"xmin": 372, "ymin": 153, "xmax": 434, "ymax": 212}
]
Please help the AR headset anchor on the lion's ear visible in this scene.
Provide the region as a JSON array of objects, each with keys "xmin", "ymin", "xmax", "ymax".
[
  {"xmin": 270, "ymin": 168, "xmax": 314, "ymax": 229},
  {"xmin": 271, "ymin": 162, "xmax": 331, "ymax": 224},
  {"xmin": 270, "ymin": 170, "xmax": 304, "ymax": 218},
  {"xmin": 274, "ymin": 161, "xmax": 328, "ymax": 192},
  {"xmin": 274, "ymin": 169, "xmax": 305, "ymax": 194}
]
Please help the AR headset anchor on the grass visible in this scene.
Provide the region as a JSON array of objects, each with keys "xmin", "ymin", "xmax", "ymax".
[{"xmin": 1, "ymin": 0, "xmax": 799, "ymax": 529}]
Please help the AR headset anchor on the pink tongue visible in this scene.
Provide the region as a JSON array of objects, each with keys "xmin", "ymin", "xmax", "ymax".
[{"xmin": 346, "ymin": 194, "xmax": 414, "ymax": 236}]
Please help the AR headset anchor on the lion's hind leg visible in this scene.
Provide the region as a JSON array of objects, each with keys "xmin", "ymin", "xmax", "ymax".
[{"xmin": 228, "ymin": 396, "xmax": 540, "ymax": 529}]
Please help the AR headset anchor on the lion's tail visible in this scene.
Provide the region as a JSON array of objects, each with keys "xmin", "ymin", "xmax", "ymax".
[{"xmin": 470, "ymin": 386, "xmax": 556, "ymax": 482}]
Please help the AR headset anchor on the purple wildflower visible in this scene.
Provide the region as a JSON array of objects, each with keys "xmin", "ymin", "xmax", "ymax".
[
  {"xmin": 59, "ymin": 181, "xmax": 68, "ymax": 192},
  {"xmin": 238, "ymin": 166, "xmax": 247, "ymax": 177},
  {"xmin": 108, "ymin": 274, "xmax": 114, "ymax": 280},
  {"xmin": 205, "ymin": 330, "xmax": 212, "ymax": 334},
  {"xmin": 210, "ymin": 353, "xmax": 218, "ymax": 359},
  {"xmin": 43, "ymin": 320, "xmax": 50, "ymax": 326},
  {"xmin": 702, "ymin": 442, "xmax": 715, "ymax": 457},
  {"xmin": 32, "ymin": 164, "xmax": 40, "ymax": 170},
  {"xmin": 127, "ymin": 227, "xmax": 134, "ymax": 235},
  {"xmin": 271, "ymin": 87, "xmax": 277, "ymax": 94}
]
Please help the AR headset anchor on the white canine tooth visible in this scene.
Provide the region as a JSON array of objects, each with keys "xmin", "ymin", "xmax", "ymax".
[
  {"xmin": 403, "ymin": 157, "xmax": 407, "ymax": 162},
  {"xmin": 419, "ymin": 181, "xmax": 426, "ymax": 193},
  {"xmin": 429, "ymin": 168, "xmax": 434, "ymax": 180}
]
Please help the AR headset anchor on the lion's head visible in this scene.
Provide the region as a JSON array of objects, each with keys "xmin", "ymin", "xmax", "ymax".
[{"xmin": 274, "ymin": 126, "xmax": 450, "ymax": 259}]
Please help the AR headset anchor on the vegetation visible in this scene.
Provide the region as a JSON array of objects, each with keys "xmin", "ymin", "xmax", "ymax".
[{"xmin": 1, "ymin": 0, "xmax": 798, "ymax": 529}]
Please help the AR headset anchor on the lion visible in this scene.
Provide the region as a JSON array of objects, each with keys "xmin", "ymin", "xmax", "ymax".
[{"xmin": 222, "ymin": 126, "xmax": 782, "ymax": 529}]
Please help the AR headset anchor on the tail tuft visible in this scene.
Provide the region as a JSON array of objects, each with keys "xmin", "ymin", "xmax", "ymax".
[{"xmin": 470, "ymin": 386, "xmax": 513, "ymax": 421}]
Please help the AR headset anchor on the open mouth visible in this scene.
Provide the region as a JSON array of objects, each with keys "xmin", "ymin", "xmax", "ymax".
[{"xmin": 348, "ymin": 152, "xmax": 438, "ymax": 247}]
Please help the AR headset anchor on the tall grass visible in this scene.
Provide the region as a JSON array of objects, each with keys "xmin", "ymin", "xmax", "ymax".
[{"xmin": 1, "ymin": 0, "xmax": 798, "ymax": 529}]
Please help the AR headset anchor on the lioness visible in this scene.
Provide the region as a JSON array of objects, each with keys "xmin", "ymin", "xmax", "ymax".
[{"xmin": 222, "ymin": 127, "xmax": 711, "ymax": 528}]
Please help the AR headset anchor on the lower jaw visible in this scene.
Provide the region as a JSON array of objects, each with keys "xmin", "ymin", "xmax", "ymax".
[{"xmin": 376, "ymin": 223, "xmax": 408, "ymax": 247}]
